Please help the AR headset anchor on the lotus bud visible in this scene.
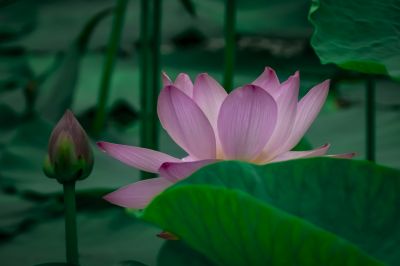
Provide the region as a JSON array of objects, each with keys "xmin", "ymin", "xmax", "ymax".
[{"xmin": 44, "ymin": 110, "xmax": 93, "ymax": 184}]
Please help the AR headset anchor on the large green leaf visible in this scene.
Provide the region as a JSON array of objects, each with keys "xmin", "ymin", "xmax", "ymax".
[
  {"xmin": 143, "ymin": 158, "xmax": 400, "ymax": 265},
  {"xmin": 143, "ymin": 185, "xmax": 381, "ymax": 266},
  {"xmin": 309, "ymin": 0, "xmax": 400, "ymax": 80}
]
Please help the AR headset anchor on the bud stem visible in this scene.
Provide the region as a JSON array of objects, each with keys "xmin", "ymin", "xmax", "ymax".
[{"xmin": 63, "ymin": 182, "xmax": 79, "ymax": 265}]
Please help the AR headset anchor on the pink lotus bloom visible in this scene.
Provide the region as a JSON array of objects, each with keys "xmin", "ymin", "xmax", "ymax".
[{"xmin": 98, "ymin": 67, "xmax": 354, "ymax": 209}]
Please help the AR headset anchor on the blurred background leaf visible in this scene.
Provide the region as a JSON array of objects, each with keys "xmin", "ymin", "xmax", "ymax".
[
  {"xmin": 157, "ymin": 241, "xmax": 212, "ymax": 266},
  {"xmin": 0, "ymin": 0, "xmax": 38, "ymax": 43},
  {"xmin": 178, "ymin": 0, "xmax": 196, "ymax": 17},
  {"xmin": 35, "ymin": 7, "xmax": 113, "ymax": 122},
  {"xmin": 191, "ymin": 0, "xmax": 312, "ymax": 37},
  {"xmin": 309, "ymin": 0, "xmax": 400, "ymax": 80},
  {"xmin": 0, "ymin": 207, "xmax": 162, "ymax": 266}
]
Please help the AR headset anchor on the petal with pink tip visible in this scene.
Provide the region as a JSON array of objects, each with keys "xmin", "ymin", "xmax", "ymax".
[
  {"xmin": 159, "ymin": 159, "xmax": 217, "ymax": 182},
  {"xmin": 270, "ymin": 144, "xmax": 330, "ymax": 163},
  {"xmin": 174, "ymin": 73, "xmax": 193, "ymax": 97},
  {"xmin": 283, "ymin": 80, "xmax": 330, "ymax": 151},
  {"xmin": 252, "ymin": 67, "xmax": 280, "ymax": 97},
  {"xmin": 277, "ymin": 71, "xmax": 300, "ymax": 98},
  {"xmin": 193, "ymin": 73, "xmax": 227, "ymax": 130},
  {"xmin": 97, "ymin": 141, "xmax": 179, "ymax": 173},
  {"xmin": 162, "ymin": 72, "xmax": 172, "ymax": 86},
  {"xmin": 256, "ymin": 72, "xmax": 299, "ymax": 162},
  {"xmin": 218, "ymin": 85, "xmax": 278, "ymax": 160},
  {"xmin": 326, "ymin": 152, "xmax": 356, "ymax": 159},
  {"xmin": 158, "ymin": 85, "xmax": 216, "ymax": 159},
  {"xmin": 103, "ymin": 177, "xmax": 172, "ymax": 209}
]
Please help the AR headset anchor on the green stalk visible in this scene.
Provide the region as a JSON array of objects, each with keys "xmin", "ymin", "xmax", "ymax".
[
  {"xmin": 139, "ymin": 0, "xmax": 152, "ymax": 179},
  {"xmin": 140, "ymin": 0, "xmax": 162, "ymax": 179},
  {"xmin": 63, "ymin": 182, "xmax": 78, "ymax": 265},
  {"xmin": 151, "ymin": 0, "xmax": 162, "ymax": 147},
  {"xmin": 223, "ymin": 0, "xmax": 236, "ymax": 92},
  {"xmin": 139, "ymin": 0, "xmax": 150, "ymax": 153},
  {"xmin": 93, "ymin": 0, "xmax": 128, "ymax": 136},
  {"xmin": 366, "ymin": 77, "xmax": 376, "ymax": 162},
  {"xmin": 139, "ymin": 0, "xmax": 150, "ymax": 151}
]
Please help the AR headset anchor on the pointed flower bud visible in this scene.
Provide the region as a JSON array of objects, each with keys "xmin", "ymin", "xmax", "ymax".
[{"xmin": 44, "ymin": 110, "xmax": 94, "ymax": 184}]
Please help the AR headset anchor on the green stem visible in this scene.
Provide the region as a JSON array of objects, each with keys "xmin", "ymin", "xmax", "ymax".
[
  {"xmin": 151, "ymin": 0, "xmax": 162, "ymax": 147},
  {"xmin": 93, "ymin": 0, "xmax": 128, "ymax": 136},
  {"xmin": 223, "ymin": 0, "xmax": 236, "ymax": 92},
  {"xmin": 140, "ymin": 0, "xmax": 162, "ymax": 179},
  {"xmin": 366, "ymin": 77, "xmax": 376, "ymax": 162},
  {"xmin": 139, "ymin": 0, "xmax": 150, "ymax": 148},
  {"xmin": 63, "ymin": 182, "xmax": 79, "ymax": 265}
]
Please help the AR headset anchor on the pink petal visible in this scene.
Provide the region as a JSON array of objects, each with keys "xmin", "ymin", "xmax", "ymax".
[
  {"xmin": 252, "ymin": 67, "xmax": 280, "ymax": 97},
  {"xmin": 103, "ymin": 177, "xmax": 172, "ymax": 209},
  {"xmin": 97, "ymin": 141, "xmax": 179, "ymax": 173},
  {"xmin": 218, "ymin": 85, "xmax": 278, "ymax": 160},
  {"xmin": 256, "ymin": 72, "xmax": 299, "ymax": 162},
  {"xmin": 159, "ymin": 159, "xmax": 217, "ymax": 182},
  {"xmin": 174, "ymin": 73, "xmax": 193, "ymax": 97},
  {"xmin": 271, "ymin": 144, "xmax": 330, "ymax": 163},
  {"xmin": 193, "ymin": 73, "xmax": 227, "ymax": 130},
  {"xmin": 158, "ymin": 85, "xmax": 216, "ymax": 159},
  {"xmin": 327, "ymin": 152, "xmax": 356, "ymax": 159},
  {"xmin": 162, "ymin": 72, "xmax": 172, "ymax": 86},
  {"xmin": 283, "ymin": 80, "xmax": 330, "ymax": 151}
]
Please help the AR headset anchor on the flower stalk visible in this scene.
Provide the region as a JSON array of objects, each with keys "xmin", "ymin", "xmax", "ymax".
[
  {"xmin": 64, "ymin": 182, "xmax": 79, "ymax": 265},
  {"xmin": 366, "ymin": 77, "xmax": 376, "ymax": 162},
  {"xmin": 93, "ymin": 0, "xmax": 128, "ymax": 136},
  {"xmin": 140, "ymin": 0, "xmax": 162, "ymax": 179},
  {"xmin": 223, "ymin": 0, "xmax": 236, "ymax": 92},
  {"xmin": 139, "ymin": 0, "xmax": 150, "ymax": 166},
  {"xmin": 139, "ymin": 0, "xmax": 153, "ymax": 179}
]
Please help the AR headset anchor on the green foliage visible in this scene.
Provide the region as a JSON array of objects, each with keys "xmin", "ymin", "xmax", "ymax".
[
  {"xmin": 144, "ymin": 186, "xmax": 381, "ymax": 266},
  {"xmin": 0, "ymin": 208, "xmax": 161, "ymax": 266},
  {"xmin": 0, "ymin": 47, "xmax": 33, "ymax": 94},
  {"xmin": 0, "ymin": 192, "xmax": 36, "ymax": 237},
  {"xmin": 33, "ymin": 263, "xmax": 73, "ymax": 266},
  {"xmin": 157, "ymin": 241, "xmax": 212, "ymax": 266},
  {"xmin": 178, "ymin": 0, "xmax": 196, "ymax": 17},
  {"xmin": 0, "ymin": 0, "xmax": 38, "ymax": 42},
  {"xmin": 292, "ymin": 138, "xmax": 312, "ymax": 151},
  {"xmin": 309, "ymin": 0, "xmax": 400, "ymax": 80},
  {"xmin": 35, "ymin": 7, "xmax": 113, "ymax": 122},
  {"xmin": 142, "ymin": 158, "xmax": 400, "ymax": 265},
  {"xmin": 192, "ymin": 0, "xmax": 312, "ymax": 37}
]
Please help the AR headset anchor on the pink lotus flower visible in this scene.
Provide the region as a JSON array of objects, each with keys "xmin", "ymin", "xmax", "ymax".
[{"xmin": 98, "ymin": 67, "xmax": 354, "ymax": 209}]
